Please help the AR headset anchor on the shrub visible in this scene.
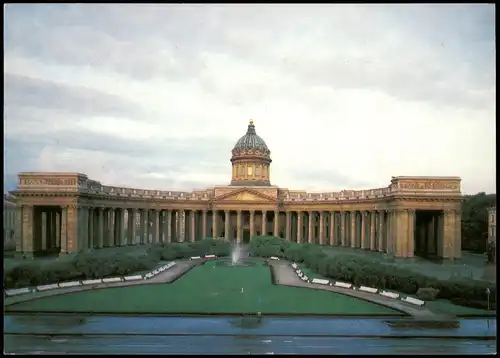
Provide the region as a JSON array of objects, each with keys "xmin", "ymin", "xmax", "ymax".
[
  {"xmin": 417, "ymin": 287, "xmax": 440, "ymax": 301},
  {"xmin": 251, "ymin": 236, "xmax": 496, "ymax": 310},
  {"xmin": 4, "ymin": 239, "xmax": 229, "ymax": 289}
]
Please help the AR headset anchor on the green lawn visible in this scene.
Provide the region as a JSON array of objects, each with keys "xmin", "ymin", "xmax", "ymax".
[{"xmin": 6, "ymin": 260, "xmax": 402, "ymax": 316}]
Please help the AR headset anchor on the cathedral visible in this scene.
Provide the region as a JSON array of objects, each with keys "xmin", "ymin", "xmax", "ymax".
[{"xmin": 10, "ymin": 120, "xmax": 463, "ymax": 259}]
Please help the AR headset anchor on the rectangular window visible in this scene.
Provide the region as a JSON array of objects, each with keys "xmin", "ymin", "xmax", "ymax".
[
  {"xmin": 247, "ymin": 166, "xmax": 253, "ymax": 176},
  {"xmin": 240, "ymin": 166, "xmax": 244, "ymax": 175},
  {"xmin": 256, "ymin": 166, "xmax": 261, "ymax": 176}
]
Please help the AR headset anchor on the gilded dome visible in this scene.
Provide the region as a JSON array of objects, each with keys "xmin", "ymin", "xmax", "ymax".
[{"xmin": 233, "ymin": 120, "xmax": 269, "ymax": 151}]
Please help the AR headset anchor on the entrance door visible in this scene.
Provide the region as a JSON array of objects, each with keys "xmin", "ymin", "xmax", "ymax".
[{"xmin": 243, "ymin": 229, "xmax": 251, "ymax": 244}]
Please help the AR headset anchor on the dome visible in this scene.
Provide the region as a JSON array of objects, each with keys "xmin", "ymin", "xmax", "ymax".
[
  {"xmin": 233, "ymin": 120, "xmax": 269, "ymax": 151},
  {"xmin": 230, "ymin": 120, "xmax": 272, "ymax": 187}
]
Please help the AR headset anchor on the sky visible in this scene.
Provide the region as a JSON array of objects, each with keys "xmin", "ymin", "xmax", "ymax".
[{"xmin": 4, "ymin": 4, "xmax": 496, "ymax": 194}]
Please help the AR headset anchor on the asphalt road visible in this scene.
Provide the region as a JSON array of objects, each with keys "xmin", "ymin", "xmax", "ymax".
[
  {"xmin": 4, "ymin": 315, "xmax": 497, "ymax": 354},
  {"xmin": 5, "ymin": 334, "xmax": 497, "ymax": 354}
]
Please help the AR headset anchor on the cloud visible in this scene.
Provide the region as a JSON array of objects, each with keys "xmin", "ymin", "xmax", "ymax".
[{"xmin": 4, "ymin": 4, "xmax": 496, "ymax": 195}]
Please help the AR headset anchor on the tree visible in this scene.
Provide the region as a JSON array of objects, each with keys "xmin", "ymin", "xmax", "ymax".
[{"xmin": 461, "ymin": 192, "xmax": 496, "ymax": 253}]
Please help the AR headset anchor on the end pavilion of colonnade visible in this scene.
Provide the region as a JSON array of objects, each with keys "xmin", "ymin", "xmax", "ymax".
[{"xmin": 10, "ymin": 120, "xmax": 463, "ymax": 259}]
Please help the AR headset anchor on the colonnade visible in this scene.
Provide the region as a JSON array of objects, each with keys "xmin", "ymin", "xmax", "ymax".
[{"xmin": 16, "ymin": 205, "xmax": 460, "ymax": 258}]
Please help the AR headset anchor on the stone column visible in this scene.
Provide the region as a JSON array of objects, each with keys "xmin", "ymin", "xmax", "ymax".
[
  {"xmin": 308, "ymin": 211, "xmax": 313, "ymax": 244},
  {"xmin": 237, "ymin": 210, "xmax": 242, "ymax": 243},
  {"xmin": 329, "ymin": 212, "xmax": 335, "ymax": 245},
  {"xmin": 202, "ymin": 210, "xmax": 207, "ymax": 239},
  {"xmin": 378, "ymin": 210, "xmax": 384, "ymax": 252},
  {"xmin": 250, "ymin": 210, "xmax": 255, "ymax": 239},
  {"xmin": 340, "ymin": 211, "xmax": 346, "ymax": 246},
  {"xmin": 21, "ymin": 205, "xmax": 35, "ymax": 254},
  {"xmin": 261, "ymin": 210, "xmax": 267, "ymax": 236},
  {"xmin": 273, "ymin": 211, "xmax": 279, "ymax": 237},
  {"xmin": 212, "ymin": 210, "xmax": 218, "ymax": 238},
  {"xmin": 319, "ymin": 212, "xmax": 325, "ymax": 245},
  {"xmin": 361, "ymin": 211, "xmax": 367, "ymax": 249},
  {"xmin": 225, "ymin": 210, "xmax": 230, "ymax": 240},
  {"xmin": 350, "ymin": 211, "xmax": 356, "ymax": 248},
  {"xmin": 297, "ymin": 211, "xmax": 302, "ymax": 244},
  {"xmin": 370, "ymin": 211, "xmax": 376, "ymax": 251},
  {"xmin": 190, "ymin": 210, "xmax": 196, "ymax": 242},
  {"xmin": 285, "ymin": 211, "xmax": 291, "ymax": 240},
  {"xmin": 407, "ymin": 209, "xmax": 416, "ymax": 258}
]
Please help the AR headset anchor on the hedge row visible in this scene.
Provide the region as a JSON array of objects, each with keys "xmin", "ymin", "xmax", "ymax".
[
  {"xmin": 4, "ymin": 238, "xmax": 231, "ymax": 290},
  {"xmin": 249, "ymin": 236, "xmax": 497, "ymax": 310}
]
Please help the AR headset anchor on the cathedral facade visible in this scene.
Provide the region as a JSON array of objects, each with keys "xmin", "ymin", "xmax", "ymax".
[{"xmin": 11, "ymin": 120, "xmax": 463, "ymax": 259}]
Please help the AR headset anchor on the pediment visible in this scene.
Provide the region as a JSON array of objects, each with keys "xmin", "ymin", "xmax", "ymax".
[{"xmin": 214, "ymin": 188, "xmax": 277, "ymax": 203}]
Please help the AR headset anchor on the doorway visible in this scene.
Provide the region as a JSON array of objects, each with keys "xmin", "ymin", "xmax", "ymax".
[{"xmin": 243, "ymin": 229, "xmax": 251, "ymax": 244}]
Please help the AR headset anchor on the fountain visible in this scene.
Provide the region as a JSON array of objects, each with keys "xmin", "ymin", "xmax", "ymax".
[
  {"xmin": 215, "ymin": 242, "xmax": 255, "ymax": 267},
  {"xmin": 231, "ymin": 242, "xmax": 242, "ymax": 266}
]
